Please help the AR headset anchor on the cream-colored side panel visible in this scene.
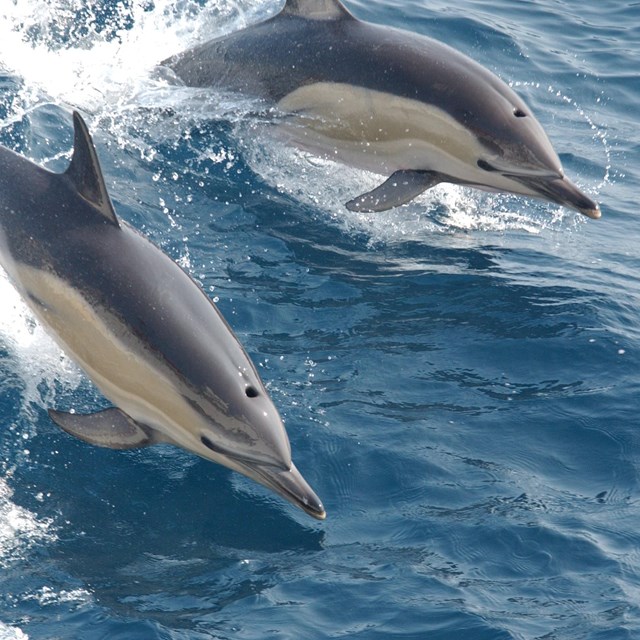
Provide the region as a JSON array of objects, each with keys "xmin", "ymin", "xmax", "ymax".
[
  {"xmin": 12, "ymin": 265, "xmax": 208, "ymax": 452},
  {"xmin": 276, "ymin": 81, "xmax": 541, "ymax": 198},
  {"xmin": 278, "ymin": 82, "xmax": 483, "ymax": 174}
]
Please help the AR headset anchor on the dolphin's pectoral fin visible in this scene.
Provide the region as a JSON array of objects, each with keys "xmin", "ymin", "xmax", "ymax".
[
  {"xmin": 48, "ymin": 407, "xmax": 160, "ymax": 450},
  {"xmin": 345, "ymin": 170, "xmax": 441, "ymax": 212}
]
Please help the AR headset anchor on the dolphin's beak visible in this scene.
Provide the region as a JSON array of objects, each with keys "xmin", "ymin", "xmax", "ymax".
[
  {"xmin": 509, "ymin": 172, "xmax": 601, "ymax": 219},
  {"xmin": 249, "ymin": 461, "xmax": 326, "ymax": 520}
]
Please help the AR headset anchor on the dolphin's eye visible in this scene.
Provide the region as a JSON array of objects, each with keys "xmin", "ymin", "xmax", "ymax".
[
  {"xmin": 477, "ymin": 159, "xmax": 498, "ymax": 172},
  {"xmin": 513, "ymin": 108, "xmax": 527, "ymax": 118},
  {"xmin": 201, "ymin": 435, "xmax": 217, "ymax": 451},
  {"xmin": 245, "ymin": 386, "xmax": 259, "ymax": 398}
]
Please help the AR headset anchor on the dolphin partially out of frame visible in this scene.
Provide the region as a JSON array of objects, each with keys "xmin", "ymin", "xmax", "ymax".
[
  {"xmin": 163, "ymin": 0, "xmax": 600, "ymax": 218},
  {"xmin": 0, "ymin": 111, "xmax": 325, "ymax": 520}
]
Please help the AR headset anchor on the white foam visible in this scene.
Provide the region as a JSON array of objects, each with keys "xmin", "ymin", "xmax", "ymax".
[
  {"xmin": 0, "ymin": 623, "xmax": 28, "ymax": 640},
  {"xmin": 0, "ymin": 269, "xmax": 84, "ymax": 415},
  {"xmin": 28, "ymin": 585, "xmax": 92, "ymax": 607},
  {"xmin": 0, "ymin": 476, "xmax": 54, "ymax": 568},
  {"xmin": 0, "ymin": 0, "xmax": 272, "ymax": 119}
]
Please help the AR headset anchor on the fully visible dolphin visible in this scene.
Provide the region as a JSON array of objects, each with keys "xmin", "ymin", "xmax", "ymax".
[
  {"xmin": 0, "ymin": 111, "xmax": 325, "ymax": 520},
  {"xmin": 163, "ymin": 0, "xmax": 600, "ymax": 218}
]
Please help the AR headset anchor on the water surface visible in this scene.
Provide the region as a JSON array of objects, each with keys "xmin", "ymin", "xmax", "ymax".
[{"xmin": 0, "ymin": 1, "xmax": 638, "ymax": 638}]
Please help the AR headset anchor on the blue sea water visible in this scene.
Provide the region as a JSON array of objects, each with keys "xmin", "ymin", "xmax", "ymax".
[{"xmin": 0, "ymin": 0, "xmax": 638, "ymax": 638}]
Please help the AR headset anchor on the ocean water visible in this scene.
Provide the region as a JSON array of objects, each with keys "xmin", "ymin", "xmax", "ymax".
[{"xmin": 0, "ymin": 0, "xmax": 638, "ymax": 638}]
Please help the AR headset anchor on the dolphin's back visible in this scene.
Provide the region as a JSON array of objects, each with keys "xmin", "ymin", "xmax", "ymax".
[
  {"xmin": 165, "ymin": 11, "xmax": 527, "ymax": 134},
  {"xmin": 0, "ymin": 130, "xmax": 259, "ymax": 413}
]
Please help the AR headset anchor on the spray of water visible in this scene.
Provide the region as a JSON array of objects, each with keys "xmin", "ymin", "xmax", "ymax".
[
  {"xmin": 0, "ymin": 474, "xmax": 55, "ymax": 569},
  {"xmin": 0, "ymin": 1, "xmax": 271, "ymax": 113}
]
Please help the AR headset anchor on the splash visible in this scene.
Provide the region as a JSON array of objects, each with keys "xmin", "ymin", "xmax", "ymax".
[
  {"xmin": 0, "ymin": 0, "xmax": 272, "ymax": 120},
  {"xmin": 0, "ymin": 623, "xmax": 28, "ymax": 640},
  {"xmin": 0, "ymin": 475, "xmax": 54, "ymax": 568},
  {"xmin": 239, "ymin": 123, "xmax": 570, "ymax": 244},
  {"xmin": 0, "ymin": 270, "xmax": 84, "ymax": 418}
]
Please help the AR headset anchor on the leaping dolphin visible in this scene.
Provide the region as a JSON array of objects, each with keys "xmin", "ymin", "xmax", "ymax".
[
  {"xmin": 163, "ymin": 0, "xmax": 600, "ymax": 218},
  {"xmin": 0, "ymin": 111, "xmax": 325, "ymax": 520}
]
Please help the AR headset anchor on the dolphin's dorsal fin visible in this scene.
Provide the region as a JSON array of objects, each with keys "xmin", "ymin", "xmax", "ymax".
[
  {"xmin": 65, "ymin": 111, "xmax": 119, "ymax": 227},
  {"xmin": 281, "ymin": 0, "xmax": 353, "ymax": 20}
]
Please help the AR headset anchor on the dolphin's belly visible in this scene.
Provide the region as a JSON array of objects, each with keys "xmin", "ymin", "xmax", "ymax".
[
  {"xmin": 8, "ymin": 262, "xmax": 207, "ymax": 451},
  {"xmin": 272, "ymin": 82, "xmax": 546, "ymax": 199},
  {"xmin": 276, "ymin": 82, "xmax": 485, "ymax": 177}
]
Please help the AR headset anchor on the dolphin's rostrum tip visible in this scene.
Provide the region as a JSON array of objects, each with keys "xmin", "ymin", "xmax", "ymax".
[
  {"xmin": 313, "ymin": 508, "xmax": 328, "ymax": 521},
  {"xmin": 583, "ymin": 205, "xmax": 601, "ymax": 220},
  {"xmin": 251, "ymin": 461, "xmax": 326, "ymax": 520}
]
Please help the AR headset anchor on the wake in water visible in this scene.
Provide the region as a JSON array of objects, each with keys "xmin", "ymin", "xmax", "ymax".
[{"xmin": 0, "ymin": 0, "xmax": 266, "ymax": 109}]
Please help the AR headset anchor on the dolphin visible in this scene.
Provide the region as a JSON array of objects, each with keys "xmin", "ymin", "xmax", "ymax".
[
  {"xmin": 163, "ymin": 0, "xmax": 600, "ymax": 219},
  {"xmin": 0, "ymin": 111, "xmax": 325, "ymax": 520}
]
